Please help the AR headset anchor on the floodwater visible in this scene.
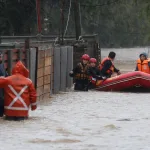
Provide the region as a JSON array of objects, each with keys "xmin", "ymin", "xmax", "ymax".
[
  {"xmin": 0, "ymin": 48, "xmax": 150, "ymax": 150},
  {"xmin": 0, "ymin": 91, "xmax": 150, "ymax": 150}
]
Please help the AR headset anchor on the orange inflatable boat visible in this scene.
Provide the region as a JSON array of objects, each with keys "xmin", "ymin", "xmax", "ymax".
[{"xmin": 94, "ymin": 71, "xmax": 150, "ymax": 92}]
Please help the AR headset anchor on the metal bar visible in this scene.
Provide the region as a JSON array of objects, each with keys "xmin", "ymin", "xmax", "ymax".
[
  {"xmin": 60, "ymin": 0, "xmax": 65, "ymax": 45},
  {"xmin": 36, "ymin": 0, "xmax": 42, "ymax": 33},
  {"xmin": 60, "ymin": 46, "xmax": 67, "ymax": 91},
  {"xmin": 66, "ymin": 46, "xmax": 73, "ymax": 88},
  {"xmin": 0, "ymin": 34, "xmax": 98, "ymax": 39},
  {"xmin": 53, "ymin": 47, "xmax": 61, "ymax": 94},
  {"xmin": 2, "ymin": 50, "xmax": 5, "ymax": 65},
  {"xmin": 24, "ymin": 38, "xmax": 30, "ymax": 69},
  {"xmin": 18, "ymin": 49, "xmax": 22, "ymax": 61},
  {"xmin": 8, "ymin": 50, "xmax": 13, "ymax": 75},
  {"xmin": 35, "ymin": 47, "xmax": 38, "ymax": 89},
  {"xmin": 73, "ymin": 0, "xmax": 81, "ymax": 40},
  {"xmin": 50, "ymin": 48, "xmax": 53, "ymax": 95},
  {"xmin": 0, "ymin": 44, "xmax": 15, "ymax": 50}
]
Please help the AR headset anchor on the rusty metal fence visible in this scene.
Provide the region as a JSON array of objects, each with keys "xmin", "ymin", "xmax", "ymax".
[{"xmin": 0, "ymin": 48, "xmax": 29, "ymax": 76}]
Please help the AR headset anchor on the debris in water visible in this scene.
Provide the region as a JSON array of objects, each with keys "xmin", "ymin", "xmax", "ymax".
[
  {"xmin": 104, "ymin": 124, "xmax": 118, "ymax": 129},
  {"xmin": 28, "ymin": 138, "xmax": 81, "ymax": 144},
  {"xmin": 117, "ymin": 118, "xmax": 131, "ymax": 121}
]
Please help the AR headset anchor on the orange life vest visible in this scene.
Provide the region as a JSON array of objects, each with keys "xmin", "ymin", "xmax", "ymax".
[
  {"xmin": 75, "ymin": 63, "xmax": 89, "ymax": 79},
  {"xmin": 99, "ymin": 57, "xmax": 114, "ymax": 74},
  {"xmin": 137, "ymin": 59, "xmax": 150, "ymax": 74}
]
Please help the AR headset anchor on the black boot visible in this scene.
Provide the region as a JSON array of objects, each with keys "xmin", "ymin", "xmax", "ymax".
[
  {"xmin": 74, "ymin": 83, "xmax": 83, "ymax": 91},
  {"xmin": 0, "ymin": 106, "xmax": 4, "ymax": 117},
  {"xmin": 4, "ymin": 116, "xmax": 28, "ymax": 121}
]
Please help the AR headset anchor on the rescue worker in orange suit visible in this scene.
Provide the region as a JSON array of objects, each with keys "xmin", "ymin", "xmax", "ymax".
[
  {"xmin": 135, "ymin": 52, "xmax": 150, "ymax": 74},
  {"xmin": 87, "ymin": 58, "xmax": 106, "ymax": 89},
  {"xmin": 69, "ymin": 54, "xmax": 90, "ymax": 91},
  {"xmin": 0, "ymin": 61, "xmax": 37, "ymax": 121},
  {"xmin": 99, "ymin": 51, "xmax": 121, "ymax": 78}
]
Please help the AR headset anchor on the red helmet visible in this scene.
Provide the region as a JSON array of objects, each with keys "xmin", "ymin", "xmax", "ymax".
[
  {"xmin": 81, "ymin": 54, "xmax": 90, "ymax": 60},
  {"xmin": 89, "ymin": 58, "xmax": 97, "ymax": 63}
]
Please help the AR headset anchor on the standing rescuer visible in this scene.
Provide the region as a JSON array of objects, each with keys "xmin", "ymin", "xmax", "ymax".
[
  {"xmin": 69, "ymin": 54, "xmax": 90, "ymax": 91},
  {"xmin": 99, "ymin": 51, "xmax": 121, "ymax": 78},
  {"xmin": 135, "ymin": 52, "xmax": 150, "ymax": 74},
  {"xmin": 0, "ymin": 61, "xmax": 37, "ymax": 121}
]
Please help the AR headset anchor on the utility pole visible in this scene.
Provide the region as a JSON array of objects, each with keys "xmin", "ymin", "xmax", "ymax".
[
  {"xmin": 60, "ymin": 0, "xmax": 65, "ymax": 45},
  {"xmin": 36, "ymin": 0, "xmax": 42, "ymax": 34},
  {"xmin": 73, "ymin": 0, "xmax": 81, "ymax": 40}
]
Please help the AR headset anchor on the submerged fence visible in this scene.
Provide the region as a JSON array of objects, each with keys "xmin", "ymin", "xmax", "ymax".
[
  {"xmin": 53, "ymin": 46, "xmax": 73, "ymax": 94},
  {"xmin": 0, "ymin": 44, "xmax": 73, "ymax": 101},
  {"xmin": 0, "ymin": 34, "xmax": 98, "ymax": 100}
]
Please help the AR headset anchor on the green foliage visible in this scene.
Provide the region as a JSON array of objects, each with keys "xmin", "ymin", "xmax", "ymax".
[
  {"xmin": 1, "ymin": 0, "xmax": 150, "ymax": 47},
  {"xmin": 0, "ymin": 0, "xmax": 36, "ymax": 35},
  {"xmin": 80, "ymin": 0, "xmax": 150, "ymax": 47}
]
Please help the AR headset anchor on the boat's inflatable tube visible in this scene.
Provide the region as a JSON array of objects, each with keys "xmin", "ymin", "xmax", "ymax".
[{"xmin": 94, "ymin": 71, "xmax": 150, "ymax": 91}]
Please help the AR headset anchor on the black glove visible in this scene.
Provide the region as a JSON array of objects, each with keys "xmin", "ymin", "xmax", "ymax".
[
  {"xmin": 117, "ymin": 71, "xmax": 121, "ymax": 75},
  {"xmin": 69, "ymin": 73, "xmax": 74, "ymax": 77}
]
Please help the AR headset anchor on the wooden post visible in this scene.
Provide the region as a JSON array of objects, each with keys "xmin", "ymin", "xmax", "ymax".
[
  {"xmin": 73, "ymin": 0, "xmax": 81, "ymax": 40},
  {"xmin": 36, "ymin": 0, "xmax": 42, "ymax": 33},
  {"xmin": 98, "ymin": 43, "xmax": 101, "ymax": 63},
  {"xmin": 25, "ymin": 38, "xmax": 30, "ymax": 69},
  {"xmin": 18, "ymin": 49, "xmax": 22, "ymax": 61},
  {"xmin": 8, "ymin": 50, "xmax": 13, "ymax": 75},
  {"xmin": 35, "ymin": 47, "xmax": 38, "ymax": 89}
]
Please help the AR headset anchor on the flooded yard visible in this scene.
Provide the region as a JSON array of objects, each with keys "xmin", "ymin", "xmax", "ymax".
[
  {"xmin": 0, "ymin": 47, "xmax": 150, "ymax": 150},
  {"xmin": 0, "ymin": 90, "xmax": 150, "ymax": 150}
]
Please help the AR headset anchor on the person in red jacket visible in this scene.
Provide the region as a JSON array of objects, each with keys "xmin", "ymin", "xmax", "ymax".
[{"xmin": 0, "ymin": 61, "xmax": 37, "ymax": 121}]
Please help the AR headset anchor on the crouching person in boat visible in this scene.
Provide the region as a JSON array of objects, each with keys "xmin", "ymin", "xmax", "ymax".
[
  {"xmin": 135, "ymin": 52, "xmax": 150, "ymax": 74},
  {"xmin": 69, "ymin": 54, "xmax": 90, "ymax": 91},
  {"xmin": 99, "ymin": 51, "xmax": 121, "ymax": 78},
  {"xmin": 87, "ymin": 58, "xmax": 106, "ymax": 89},
  {"xmin": 0, "ymin": 61, "xmax": 37, "ymax": 121}
]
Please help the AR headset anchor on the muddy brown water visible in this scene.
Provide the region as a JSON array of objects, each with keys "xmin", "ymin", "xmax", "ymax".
[
  {"xmin": 0, "ymin": 48, "xmax": 150, "ymax": 150},
  {"xmin": 0, "ymin": 91, "xmax": 150, "ymax": 150}
]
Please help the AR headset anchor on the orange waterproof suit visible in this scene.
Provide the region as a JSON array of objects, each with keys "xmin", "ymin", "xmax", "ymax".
[
  {"xmin": 0, "ymin": 61, "xmax": 37, "ymax": 117},
  {"xmin": 99, "ymin": 57, "xmax": 114, "ymax": 74},
  {"xmin": 136, "ymin": 59, "xmax": 150, "ymax": 74}
]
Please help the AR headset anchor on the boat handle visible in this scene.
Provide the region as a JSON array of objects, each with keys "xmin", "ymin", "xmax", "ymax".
[{"xmin": 135, "ymin": 84, "xmax": 141, "ymax": 87}]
